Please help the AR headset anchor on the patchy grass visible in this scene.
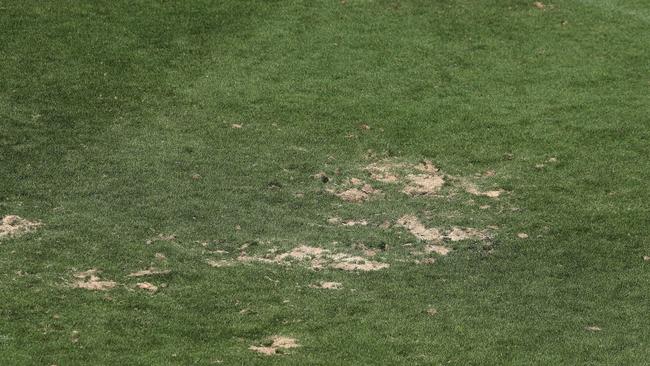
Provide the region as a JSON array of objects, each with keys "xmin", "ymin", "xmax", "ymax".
[{"xmin": 1, "ymin": 0, "xmax": 650, "ymax": 364}]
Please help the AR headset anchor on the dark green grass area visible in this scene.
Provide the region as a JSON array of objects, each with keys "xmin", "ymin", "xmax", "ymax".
[{"xmin": 1, "ymin": 0, "xmax": 649, "ymax": 364}]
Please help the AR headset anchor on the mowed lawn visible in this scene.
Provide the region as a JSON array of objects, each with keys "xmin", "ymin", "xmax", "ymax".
[{"xmin": 1, "ymin": 0, "xmax": 649, "ymax": 364}]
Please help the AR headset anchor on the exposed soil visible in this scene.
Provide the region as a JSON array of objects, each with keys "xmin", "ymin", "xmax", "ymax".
[
  {"xmin": 0, "ymin": 215, "xmax": 41, "ymax": 239},
  {"xmin": 72, "ymin": 269, "xmax": 117, "ymax": 291},
  {"xmin": 250, "ymin": 336, "xmax": 300, "ymax": 356},
  {"xmin": 127, "ymin": 268, "xmax": 171, "ymax": 277}
]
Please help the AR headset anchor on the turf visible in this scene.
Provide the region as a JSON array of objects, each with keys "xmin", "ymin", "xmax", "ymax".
[{"xmin": 1, "ymin": 0, "xmax": 649, "ymax": 364}]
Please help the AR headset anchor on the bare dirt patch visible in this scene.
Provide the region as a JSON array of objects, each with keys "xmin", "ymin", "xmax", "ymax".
[
  {"xmin": 403, "ymin": 174, "xmax": 445, "ymax": 196},
  {"xmin": 465, "ymin": 183, "xmax": 504, "ymax": 198},
  {"xmin": 310, "ymin": 281, "xmax": 343, "ymax": 289},
  {"xmin": 335, "ymin": 188, "xmax": 369, "ymax": 202},
  {"xmin": 424, "ymin": 244, "xmax": 450, "ymax": 255},
  {"xmin": 446, "ymin": 227, "xmax": 488, "ymax": 241},
  {"xmin": 0, "ymin": 215, "xmax": 41, "ymax": 239},
  {"xmin": 207, "ymin": 259, "xmax": 235, "ymax": 267},
  {"xmin": 234, "ymin": 245, "xmax": 389, "ymax": 271},
  {"xmin": 72, "ymin": 269, "xmax": 117, "ymax": 291},
  {"xmin": 136, "ymin": 282, "xmax": 158, "ymax": 293},
  {"xmin": 250, "ymin": 336, "xmax": 300, "ymax": 356},
  {"xmin": 396, "ymin": 215, "xmax": 442, "ymax": 241},
  {"xmin": 127, "ymin": 268, "xmax": 171, "ymax": 277}
]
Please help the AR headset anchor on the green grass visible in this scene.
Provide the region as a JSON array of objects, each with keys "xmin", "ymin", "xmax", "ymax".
[{"xmin": 1, "ymin": 0, "xmax": 649, "ymax": 364}]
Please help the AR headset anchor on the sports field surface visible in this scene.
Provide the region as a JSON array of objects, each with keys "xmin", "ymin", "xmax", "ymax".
[{"xmin": 1, "ymin": 1, "xmax": 649, "ymax": 364}]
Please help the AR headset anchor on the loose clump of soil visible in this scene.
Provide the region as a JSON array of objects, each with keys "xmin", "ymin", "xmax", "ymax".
[
  {"xmin": 72, "ymin": 269, "xmax": 117, "ymax": 291},
  {"xmin": 0, "ymin": 215, "xmax": 41, "ymax": 239},
  {"xmin": 250, "ymin": 336, "xmax": 300, "ymax": 356}
]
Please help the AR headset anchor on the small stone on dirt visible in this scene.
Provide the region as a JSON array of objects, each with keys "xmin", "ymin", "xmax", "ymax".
[
  {"xmin": 231, "ymin": 124, "xmax": 242, "ymax": 129},
  {"xmin": 643, "ymin": 256, "xmax": 650, "ymax": 262},
  {"xmin": 585, "ymin": 326, "xmax": 602, "ymax": 332}
]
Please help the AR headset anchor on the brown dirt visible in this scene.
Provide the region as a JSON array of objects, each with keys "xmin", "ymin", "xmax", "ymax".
[
  {"xmin": 424, "ymin": 244, "xmax": 450, "ymax": 255},
  {"xmin": 136, "ymin": 282, "xmax": 158, "ymax": 293},
  {"xmin": 310, "ymin": 281, "xmax": 343, "ymax": 289},
  {"xmin": 72, "ymin": 269, "xmax": 117, "ymax": 291},
  {"xmin": 396, "ymin": 215, "xmax": 442, "ymax": 241},
  {"xmin": 207, "ymin": 259, "xmax": 235, "ymax": 267},
  {"xmin": 250, "ymin": 336, "xmax": 299, "ymax": 356},
  {"xmin": 426, "ymin": 307, "xmax": 438, "ymax": 316},
  {"xmin": 335, "ymin": 188, "xmax": 368, "ymax": 202},
  {"xmin": 127, "ymin": 268, "xmax": 171, "ymax": 277},
  {"xmin": 403, "ymin": 174, "xmax": 445, "ymax": 195},
  {"xmin": 0, "ymin": 215, "xmax": 41, "ymax": 239},
  {"xmin": 446, "ymin": 227, "xmax": 488, "ymax": 241},
  {"xmin": 465, "ymin": 184, "xmax": 504, "ymax": 198},
  {"xmin": 236, "ymin": 245, "xmax": 389, "ymax": 271}
]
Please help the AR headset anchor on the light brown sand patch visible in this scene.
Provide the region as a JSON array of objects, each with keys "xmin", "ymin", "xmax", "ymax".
[
  {"xmin": 533, "ymin": 1, "xmax": 545, "ymax": 9},
  {"xmin": 415, "ymin": 160, "xmax": 439, "ymax": 174},
  {"xmin": 127, "ymin": 268, "xmax": 171, "ymax": 277},
  {"xmin": 446, "ymin": 227, "xmax": 488, "ymax": 241},
  {"xmin": 341, "ymin": 219, "xmax": 368, "ymax": 227},
  {"xmin": 415, "ymin": 258, "xmax": 436, "ymax": 265},
  {"xmin": 275, "ymin": 245, "xmax": 327, "ymax": 261},
  {"xmin": 348, "ymin": 178, "xmax": 363, "ymax": 186},
  {"xmin": 0, "ymin": 215, "xmax": 41, "ymax": 239},
  {"xmin": 207, "ymin": 259, "xmax": 235, "ymax": 267},
  {"xmin": 396, "ymin": 215, "xmax": 442, "ymax": 241},
  {"xmin": 465, "ymin": 184, "xmax": 504, "ymax": 198},
  {"xmin": 335, "ymin": 188, "xmax": 369, "ymax": 202},
  {"xmin": 136, "ymin": 282, "xmax": 158, "ymax": 293},
  {"xmin": 310, "ymin": 281, "xmax": 343, "ymax": 290},
  {"xmin": 403, "ymin": 174, "xmax": 445, "ymax": 195},
  {"xmin": 250, "ymin": 336, "xmax": 299, "ymax": 356},
  {"xmin": 330, "ymin": 256, "xmax": 389, "ymax": 271},
  {"xmin": 517, "ymin": 233, "xmax": 529, "ymax": 239},
  {"xmin": 425, "ymin": 244, "xmax": 451, "ymax": 255},
  {"xmin": 370, "ymin": 172, "xmax": 399, "ymax": 183},
  {"xmin": 72, "ymin": 269, "xmax": 117, "ymax": 291},
  {"xmin": 231, "ymin": 124, "xmax": 242, "ymax": 129}
]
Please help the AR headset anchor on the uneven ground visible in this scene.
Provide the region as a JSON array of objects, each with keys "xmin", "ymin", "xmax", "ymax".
[{"xmin": 1, "ymin": 1, "xmax": 649, "ymax": 364}]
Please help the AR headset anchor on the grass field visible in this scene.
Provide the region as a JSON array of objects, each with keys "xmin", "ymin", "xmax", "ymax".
[{"xmin": 1, "ymin": 1, "xmax": 649, "ymax": 364}]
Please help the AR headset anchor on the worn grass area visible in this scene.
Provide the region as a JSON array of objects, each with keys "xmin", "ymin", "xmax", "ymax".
[{"xmin": 1, "ymin": 0, "xmax": 649, "ymax": 364}]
